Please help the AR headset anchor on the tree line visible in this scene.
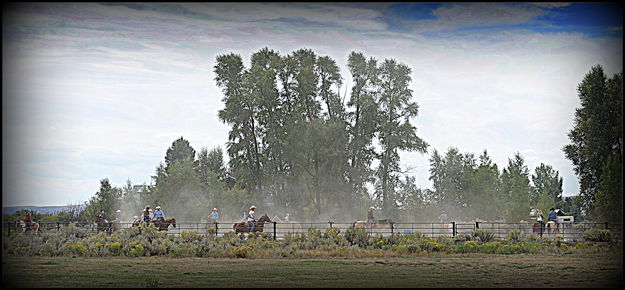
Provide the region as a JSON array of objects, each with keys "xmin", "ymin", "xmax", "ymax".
[{"xmin": 21, "ymin": 48, "xmax": 619, "ymax": 224}]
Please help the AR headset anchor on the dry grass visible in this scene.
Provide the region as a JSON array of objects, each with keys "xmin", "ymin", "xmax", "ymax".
[{"xmin": 2, "ymin": 253, "xmax": 622, "ymax": 287}]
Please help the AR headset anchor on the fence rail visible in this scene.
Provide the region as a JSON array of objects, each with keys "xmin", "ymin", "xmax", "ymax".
[{"xmin": 3, "ymin": 220, "xmax": 622, "ymax": 241}]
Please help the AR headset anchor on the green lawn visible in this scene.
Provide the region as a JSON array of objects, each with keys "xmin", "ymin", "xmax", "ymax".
[{"xmin": 2, "ymin": 253, "xmax": 622, "ymax": 287}]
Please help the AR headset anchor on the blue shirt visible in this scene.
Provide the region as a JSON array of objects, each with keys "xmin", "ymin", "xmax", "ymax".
[
  {"xmin": 548, "ymin": 211, "xmax": 557, "ymax": 221},
  {"xmin": 154, "ymin": 210, "xmax": 165, "ymax": 219},
  {"xmin": 210, "ymin": 211, "xmax": 219, "ymax": 220}
]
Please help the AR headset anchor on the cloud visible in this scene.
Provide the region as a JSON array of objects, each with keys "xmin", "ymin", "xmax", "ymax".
[{"xmin": 2, "ymin": 3, "xmax": 622, "ymax": 206}]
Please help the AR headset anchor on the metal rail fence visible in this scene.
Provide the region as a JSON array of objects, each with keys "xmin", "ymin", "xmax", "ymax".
[{"xmin": 3, "ymin": 220, "xmax": 622, "ymax": 242}]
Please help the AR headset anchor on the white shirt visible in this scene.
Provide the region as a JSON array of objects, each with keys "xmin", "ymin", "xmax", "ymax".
[{"xmin": 247, "ymin": 210, "xmax": 255, "ymax": 222}]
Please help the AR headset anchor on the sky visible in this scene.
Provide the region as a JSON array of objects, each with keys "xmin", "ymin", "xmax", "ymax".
[{"xmin": 2, "ymin": 2, "xmax": 623, "ymax": 206}]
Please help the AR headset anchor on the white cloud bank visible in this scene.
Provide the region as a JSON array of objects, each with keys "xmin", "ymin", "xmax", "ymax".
[{"xmin": 2, "ymin": 3, "xmax": 622, "ymax": 206}]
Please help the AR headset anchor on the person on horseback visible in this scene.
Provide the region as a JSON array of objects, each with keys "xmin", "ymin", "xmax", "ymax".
[
  {"xmin": 97, "ymin": 209, "xmax": 107, "ymax": 223},
  {"xmin": 248, "ymin": 205, "xmax": 257, "ymax": 233},
  {"xmin": 438, "ymin": 211, "xmax": 449, "ymax": 223},
  {"xmin": 143, "ymin": 206, "xmax": 151, "ymax": 223},
  {"xmin": 209, "ymin": 208, "xmax": 219, "ymax": 224},
  {"xmin": 153, "ymin": 206, "xmax": 165, "ymax": 223},
  {"xmin": 24, "ymin": 212, "xmax": 32, "ymax": 231},
  {"xmin": 367, "ymin": 207, "xmax": 377, "ymax": 225}
]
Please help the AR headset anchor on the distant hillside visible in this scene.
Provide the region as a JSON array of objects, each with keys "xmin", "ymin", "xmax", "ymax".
[{"xmin": 2, "ymin": 205, "xmax": 85, "ymax": 215}]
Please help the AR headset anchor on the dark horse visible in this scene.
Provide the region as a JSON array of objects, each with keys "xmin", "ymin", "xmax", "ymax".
[
  {"xmin": 151, "ymin": 218, "xmax": 177, "ymax": 231},
  {"xmin": 233, "ymin": 214, "xmax": 272, "ymax": 233},
  {"xmin": 96, "ymin": 219, "xmax": 112, "ymax": 234}
]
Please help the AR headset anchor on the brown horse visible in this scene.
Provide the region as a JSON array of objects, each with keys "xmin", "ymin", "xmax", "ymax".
[
  {"xmin": 152, "ymin": 218, "xmax": 176, "ymax": 231},
  {"xmin": 233, "ymin": 214, "xmax": 272, "ymax": 233},
  {"xmin": 354, "ymin": 219, "xmax": 394, "ymax": 233},
  {"xmin": 96, "ymin": 220, "xmax": 112, "ymax": 233}
]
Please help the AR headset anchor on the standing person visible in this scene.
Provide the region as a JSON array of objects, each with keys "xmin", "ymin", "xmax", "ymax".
[
  {"xmin": 367, "ymin": 207, "xmax": 376, "ymax": 224},
  {"xmin": 143, "ymin": 206, "xmax": 151, "ymax": 223},
  {"xmin": 209, "ymin": 208, "xmax": 219, "ymax": 224},
  {"xmin": 247, "ymin": 205, "xmax": 256, "ymax": 233}
]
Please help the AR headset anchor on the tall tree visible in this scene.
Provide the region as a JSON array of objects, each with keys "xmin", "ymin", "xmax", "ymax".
[
  {"xmin": 376, "ymin": 59, "xmax": 429, "ymax": 216},
  {"xmin": 531, "ymin": 163, "xmax": 563, "ymax": 206},
  {"xmin": 563, "ymin": 66, "xmax": 623, "ymax": 217},
  {"xmin": 84, "ymin": 178, "xmax": 122, "ymax": 220},
  {"xmin": 165, "ymin": 137, "xmax": 196, "ymax": 171},
  {"xmin": 500, "ymin": 153, "xmax": 532, "ymax": 222}
]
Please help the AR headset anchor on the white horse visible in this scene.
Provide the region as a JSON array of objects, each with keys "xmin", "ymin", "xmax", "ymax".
[{"xmin": 272, "ymin": 216, "xmax": 303, "ymax": 234}]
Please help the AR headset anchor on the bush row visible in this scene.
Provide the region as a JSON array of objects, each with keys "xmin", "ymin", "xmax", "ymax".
[{"xmin": 2, "ymin": 223, "xmax": 620, "ymax": 258}]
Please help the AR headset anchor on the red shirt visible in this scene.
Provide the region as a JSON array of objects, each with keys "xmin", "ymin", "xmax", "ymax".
[{"xmin": 24, "ymin": 215, "xmax": 31, "ymax": 222}]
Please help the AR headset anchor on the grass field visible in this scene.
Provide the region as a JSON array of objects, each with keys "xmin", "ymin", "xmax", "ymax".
[{"xmin": 2, "ymin": 253, "xmax": 622, "ymax": 288}]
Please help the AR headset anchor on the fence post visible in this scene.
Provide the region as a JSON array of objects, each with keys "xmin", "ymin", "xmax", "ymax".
[
  {"xmin": 7, "ymin": 221, "xmax": 10, "ymax": 236},
  {"xmin": 57, "ymin": 222, "xmax": 60, "ymax": 232},
  {"xmin": 329, "ymin": 221, "xmax": 333, "ymax": 228},
  {"xmin": 273, "ymin": 222, "xmax": 277, "ymax": 240},
  {"xmin": 476, "ymin": 221, "xmax": 480, "ymax": 229},
  {"xmin": 391, "ymin": 222, "xmax": 394, "ymax": 235},
  {"xmin": 452, "ymin": 221, "xmax": 456, "ymax": 237},
  {"xmin": 215, "ymin": 222, "xmax": 219, "ymax": 237},
  {"xmin": 540, "ymin": 222, "xmax": 544, "ymax": 237},
  {"xmin": 605, "ymin": 222, "xmax": 609, "ymax": 230}
]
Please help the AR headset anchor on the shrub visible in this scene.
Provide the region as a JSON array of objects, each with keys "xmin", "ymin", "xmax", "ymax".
[
  {"xmin": 233, "ymin": 246, "xmax": 253, "ymax": 258},
  {"xmin": 473, "ymin": 229, "xmax": 496, "ymax": 243},
  {"xmin": 507, "ymin": 230, "xmax": 523, "ymax": 242},
  {"xmin": 344, "ymin": 227, "xmax": 369, "ymax": 247},
  {"xmin": 453, "ymin": 233, "xmax": 472, "ymax": 243},
  {"xmin": 581, "ymin": 229, "xmax": 616, "ymax": 243}
]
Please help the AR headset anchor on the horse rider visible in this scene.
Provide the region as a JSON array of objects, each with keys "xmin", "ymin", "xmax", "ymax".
[
  {"xmin": 97, "ymin": 209, "xmax": 108, "ymax": 223},
  {"xmin": 24, "ymin": 212, "xmax": 32, "ymax": 231},
  {"xmin": 153, "ymin": 206, "xmax": 165, "ymax": 224},
  {"xmin": 536, "ymin": 210, "xmax": 545, "ymax": 226},
  {"xmin": 367, "ymin": 207, "xmax": 377, "ymax": 225},
  {"xmin": 548, "ymin": 208, "xmax": 558, "ymax": 228},
  {"xmin": 209, "ymin": 208, "xmax": 219, "ymax": 224},
  {"xmin": 247, "ymin": 205, "xmax": 257, "ymax": 233},
  {"xmin": 438, "ymin": 211, "xmax": 449, "ymax": 223},
  {"xmin": 143, "ymin": 206, "xmax": 151, "ymax": 223}
]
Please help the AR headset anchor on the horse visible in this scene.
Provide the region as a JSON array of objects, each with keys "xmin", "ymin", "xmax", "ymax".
[
  {"xmin": 15, "ymin": 220, "xmax": 40, "ymax": 234},
  {"xmin": 354, "ymin": 219, "xmax": 394, "ymax": 234},
  {"xmin": 546, "ymin": 221, "xmax": 558, "ymax": 234},
  {"xmin": 96, "ymin": 219, "xmax": 112, "ymax": 234},
  {"xmin": 233, "ymin": 214, "xmax": 272, "ymax": 233},
  {"xmin": 272, "ymin": 216, "xmax": 303, "ymax": 234},
  {"xmin": 152, "ymin": 218, "xmax": 176, "ymax": 231},
  {"xmin": 532, "ymin": 222, "xmax": 544, "ymax": 234}
]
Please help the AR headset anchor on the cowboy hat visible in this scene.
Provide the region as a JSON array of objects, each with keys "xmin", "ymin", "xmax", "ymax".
[
  {"xmin": 370, "ymin": 207, "xmax": 375, "ymax": 210},
  {"xmin": 250, "ymin": 205, "xmax": 256, "ymax": 209},
  {"xmin": 156, "ymin": 206, "xmax": 161, "ymax": 209},
  {"xmin": 116, "ymin": 210, "xmax": 121, "ymax": 213},
  {"xmin": 213, "ymin": 208, "xmax": 218, "ymax": 211}
]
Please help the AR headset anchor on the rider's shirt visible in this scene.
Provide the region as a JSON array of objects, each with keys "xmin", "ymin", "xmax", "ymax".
[
  {"xmin": 247, "ymin": 210, "xmax": 255, "ymax": 222},
  {"xmin": 154, "ymin": 210, "xmax": 165, "ymax": 219},
  {"xmin": 210, "ymin": 211, "xmax": 219, "ymax": 220},
  {"xmin": 548, "ymin": 211, "xmax": 557, "ymax": 221}
]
